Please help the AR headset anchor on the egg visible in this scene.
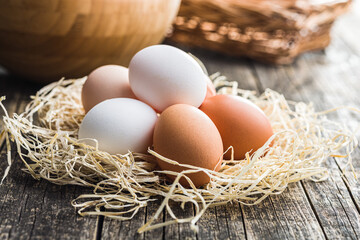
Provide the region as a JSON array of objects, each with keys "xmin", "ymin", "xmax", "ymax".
[
  {"xmin": 199, "ymin": 94, "xmax": 273, "ymax": 160},
  {"xmin": 81, "ymin": 65, "xmax": 136, "ymax": 113},
  {"xmin": 153, "ymin": 104, "xmax": 223, "ymax": 187},
  {"xmin": 129, "ymin": 45, "xmax": 207, "ymax": 112},
  {"xmin": 205, "ymin": 76, "xmax": 216, "ymax": 99},
  {"xmin": 78, "ymin": 98, "xmax": 157, "ymax": 155}
]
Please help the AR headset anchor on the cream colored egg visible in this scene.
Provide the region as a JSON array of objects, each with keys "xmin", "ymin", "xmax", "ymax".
[{"xmin": 81, "ymin": 65, "xmax": 136, "ymax": 113}]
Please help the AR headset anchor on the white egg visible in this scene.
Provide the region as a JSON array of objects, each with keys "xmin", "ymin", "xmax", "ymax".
[
  {"xmin": 78, "ymin": 98, "xmax": 157, "ymax": 155},
  {"xmin": 129, "ymin": 45, "xmax": 207, "ymax": 112}
]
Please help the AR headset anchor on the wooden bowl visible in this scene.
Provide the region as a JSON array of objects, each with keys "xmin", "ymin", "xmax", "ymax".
[{"xmin": 0, "ymin": 0, "xmax": 181, "ymax": 82}]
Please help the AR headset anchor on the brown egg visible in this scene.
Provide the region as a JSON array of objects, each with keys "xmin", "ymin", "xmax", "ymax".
[
  {"xmin": 200, "ymin": 94, "xmax": 273, "ymax": 160},
  {"xmin": 153, "ymin": 104, "xmax": 223, "ymax": 187},
  {"xmin": 81, "ymin": 65, "xmax": 136, "ymax": 113},
  {"xmin": 205, "ymin": 76, "xmax": 216, "ymax": 100}
]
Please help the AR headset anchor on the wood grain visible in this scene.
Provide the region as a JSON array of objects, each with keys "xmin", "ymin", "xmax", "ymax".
[
  {"xmin": 0, "ymin": 0, "xmax": 180, "ymax": 81},
  {"xmin": 242, "ymin": 184, "xmax": 324, "ymax": 240},
  {"xmin": 0, "ymin": 94, "xmax": 99, "ymax": 240},
  {"xmin": 101, "ymin": 207, "xmax": 146, "ymax": 240},
  {"xmin": 250, "ymin": 33, "xmax": 360, "ymax": 238},
  {"xmin": 197, "ymin": 203, "xmax": 246, "ymax": 240},
  {"xmin": 202, "ymin": 50, "xmax": 327, "ymax": 239},
  {"xmin": 302, "ymin": 166, "xmax": 360, "ymax": 239},
  {"xmin": 164, "ymin": 201, "xmax": 196, "ymax": 240}
]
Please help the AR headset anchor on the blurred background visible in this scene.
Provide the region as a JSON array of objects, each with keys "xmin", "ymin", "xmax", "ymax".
[{"xmin": 0, "ymin": 0, "xmax": 358, "ymax": 91}]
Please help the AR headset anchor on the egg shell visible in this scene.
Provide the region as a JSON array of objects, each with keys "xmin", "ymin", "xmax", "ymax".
[
  {"xmin": 153, "ymin": 104, "xmax": 223, "ymax": 187},
  {"xmin": 205, "ymin": 75, "xmax": 216, "ymax": 100},
  {"xmin": 78, "ymin": 98, "xmax": 157, "ymax": 155},
  {"xmin": 199, "ymin": 94, "xmax": 273, "ymax": 160},
  {"xmin": 129, "ymin": 45, "xmax": 207, "ymax": 112},
  {"xmin": 81, "ymin": 65, "xmax": 136, "ymax": 113}
]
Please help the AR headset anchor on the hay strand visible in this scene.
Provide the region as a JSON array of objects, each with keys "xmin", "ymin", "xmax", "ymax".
[{"xmin": 0, "ymin": 74, "xmax": 358, "ymax": 232}]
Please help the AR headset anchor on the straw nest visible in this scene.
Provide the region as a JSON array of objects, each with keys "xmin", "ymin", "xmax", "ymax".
[{"xmin": 0, "ymin": 73, "xmax": 358, "ymax": 232}]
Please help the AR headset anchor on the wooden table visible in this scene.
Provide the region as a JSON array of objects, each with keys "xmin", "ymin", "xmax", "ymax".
[{"xmin": 1, "ymin": 3, "xmax": 360, "ymax": 240}]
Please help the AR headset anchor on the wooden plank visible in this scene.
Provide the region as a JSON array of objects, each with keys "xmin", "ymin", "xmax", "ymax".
[
  {"xmin": 200, "ymin": 50, "xmax": 326, "ymax": 240},
  {"xmin": 144, "ymin": 198, "xmax": 163, "ymax": 240},
  {"xmin": 251, "ymin": 62, "xmax": 360, "ymax": 238},
  {"xmin": 164, "ymin": 201, "xmax": 196, "ymax": 240},
  {"xmin": 302, "ymin": 164, "xmax": 360, "ymax": 239},
  {"xmin": 242, "ymin": 183, "xmax": 324, "ymax": 240},
  {"xmin": 101, "ymin": 207, "xmax": 146, "ymax": 240},
  {"xmin": 342, "ymin": 148, "xmax": 360, "ymax": 216},
  {"xmin": 197, "ymin": 203, "xmax": 246, "ymax": 240},
  {"xmin": 251, "ymin": 28, "xmax": 360, "ymax": 238},
  {"xmin": 300, "ymin": 38, "xmax": 360, "ymax": 237},
  {"xmin": 216, "ymin": 203, "xmax": 246, "ymax": 240},
  {"xmin": 0, "ymin": 94, "xmax": 98, "ymax": 240},
  {"xmin": 197, "ymin": 205, "xmax": 227, "ymax": 240},
  {"xmin": 101, "ymin": 197, "xmax": 163, "ymax": 239}
]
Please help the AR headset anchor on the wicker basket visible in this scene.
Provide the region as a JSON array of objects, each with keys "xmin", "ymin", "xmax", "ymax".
[{"xmin": 167, "ymin": 0, "xmax": 351, "ymax": 64}]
